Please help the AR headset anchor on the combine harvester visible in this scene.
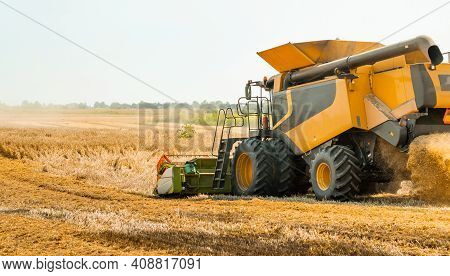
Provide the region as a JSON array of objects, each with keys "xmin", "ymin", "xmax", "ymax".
[{"xmin": 156, "ymin": 36, "xmax": 450, "ymax": 200}]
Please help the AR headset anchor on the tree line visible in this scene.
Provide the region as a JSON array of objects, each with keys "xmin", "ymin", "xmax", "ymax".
[{"xmin": 0, "ymin": 100, "xmax": 231, "ymax": 111}]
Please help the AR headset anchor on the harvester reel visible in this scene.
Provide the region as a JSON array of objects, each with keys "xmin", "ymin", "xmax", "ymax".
[
  {"xmin": 310, "ymin": 145, "xmax": 362, "ymax": 200},
  {"xmin": 231, "ymin": 138, "xmax": 277, "ymax": 196}
]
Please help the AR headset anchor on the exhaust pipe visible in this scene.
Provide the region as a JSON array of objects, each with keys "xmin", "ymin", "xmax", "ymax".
[{"xmin": 273, "ymin": 36, "xmax": 443, "ymax": 88}]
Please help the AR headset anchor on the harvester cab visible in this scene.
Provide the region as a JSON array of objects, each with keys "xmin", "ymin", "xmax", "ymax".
[{"xmin": 156, "ymin": 35, "xmax": 450, "ymax": 200}]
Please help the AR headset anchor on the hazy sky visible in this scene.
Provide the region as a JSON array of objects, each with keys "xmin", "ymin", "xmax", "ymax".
[{"xmin": 1, "ymin": 0, "xmax": 449, "ymax": 105}]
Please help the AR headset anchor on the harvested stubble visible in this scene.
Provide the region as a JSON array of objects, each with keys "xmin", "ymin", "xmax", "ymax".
[
  {"xmin": 0, "ymin": 127, "xmax": 448, "ymax": 203},
  {"xmin": 0, "ymin": 125, "xmax": 449, "ymax": 255},
  {"xmin": 0, "ymin": 156, "xmax": 448, "ymax": 255},
  {"xmin": 0, "ymin": 128, "xmax": 212, "ymax": 195}
]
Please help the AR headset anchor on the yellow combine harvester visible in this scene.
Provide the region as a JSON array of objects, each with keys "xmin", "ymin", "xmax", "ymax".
[{"xmin": 156, "ymin": 35, "xmax": 450, "ymax": 200}]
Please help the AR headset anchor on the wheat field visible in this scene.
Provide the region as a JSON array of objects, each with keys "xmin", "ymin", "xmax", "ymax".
[{"xmin": 0, "ymin": 109, "xmax": 448, "ymax": 256}]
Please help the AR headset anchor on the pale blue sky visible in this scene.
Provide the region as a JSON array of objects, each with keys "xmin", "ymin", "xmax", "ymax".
[{"xmin": 0, "ymin": 0, "xmax": 449, "ymax": 105}]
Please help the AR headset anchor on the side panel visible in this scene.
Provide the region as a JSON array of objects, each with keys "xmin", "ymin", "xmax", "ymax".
[
  {"xmin": 364, "ymin": 94, "xmax": 395, "ymax": 129},
  {"xmin": 410, "ymin": 64, "xmax": 437, "ymax": 108},
  {"xmin": 272, "ymin": 73, "xmax": 286, "ymax": 93},
  {"xmin": 272, "ymin": 62, "xmax": 450, "ymax": 155},
  {"xmin": 276, "ymin": 79, "xmax": 353, "ymax": 153},
  {"xmin": 372, "ymin": 68, "xmax": 410, "ymax": 109},
  {"xmin": 173, "ymin": 166, "xmax": 183, "ymax": 194},
  {"xmin": 272, "ymin": 90, "xmax": 290, "ymax": 128},
  {"xmin": 402, "ymin": 63, "xmax": 450, "ymax": 109},
  {"xmin": 438, "ymin": 75, "xmax": 450, "ymax": 91},
  {"xmin": 272, "ymin": 80, "xmax": 337, "ymax": 133},
  {"xmin": 429, "ymin": 63, "xmax": 450, "ymax": 108},
  {"xmin": 347, "ymin": 65, "xmax": 372, "ymax": 129}
]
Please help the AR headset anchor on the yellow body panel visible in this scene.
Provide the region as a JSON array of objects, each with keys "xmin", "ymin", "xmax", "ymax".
[
  {"xmin": 296, "ymin": 40, "xmax": 382, "ymax": 65},
  {"xmin": 399, "ymin": 66, "xmax": 418, "ymax": 105},
  {"xmin": 285, "ymin": 79, "xmax": 353, "ymax": 152},
  {"xmin": 258, "ymin": 40, "xmax": 383, "ymax": 73},
  {"xmin": 372, "ymin": 56, "xmax": 406, "ymax": 73},
  {"xmin": 391, "ymin": 99, "xmax": 418, "ymax": 119},
  {"xmin": 347, "ymin": 66, "xmax": 372, "ymax": 129},
  {"xmin": 272, "ymin": 73, "xmax": 286, "ymax": 93},
  {"xmin": 278, "ymin": 60, "xmax": 450, "ymax": 153},
  {"xmin": 372, "ymin": 68, "xmax": 409, "ymax": 109},
  {"xmin": 364, "ymin": 95, "xmax": 395, "ymax": 129},
  {"xmin": 257, "ymin": 43, "xmax": 315, "ymax": 72}
]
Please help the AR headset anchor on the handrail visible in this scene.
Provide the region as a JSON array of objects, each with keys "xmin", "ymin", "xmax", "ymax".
[
  {"xmin": 236, "ymin": 96, "xmax": 272, "ymax": 134},
  {"xmin": 211, "ymin": 95, "xmax": 272, "ymax": 156},
  {"xmin": 237, "ymin": 96, "xmax": 270, "ymax": 115},
  {"xmin": 211, "ymin": 107, "xmax": 244, "ymax": 156}
]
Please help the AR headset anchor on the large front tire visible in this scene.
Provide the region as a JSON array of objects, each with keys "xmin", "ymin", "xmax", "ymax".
[
  {"xmin": 310, "ymin": 145, "xmax": 361, "ymax": 200},
  {"xmin": 231, "ymin": 138, "xmax": 277, "ymax": 196},
  {"xmin": 269, "ymin": 139, "xmax": 310, "ymax": 196}
]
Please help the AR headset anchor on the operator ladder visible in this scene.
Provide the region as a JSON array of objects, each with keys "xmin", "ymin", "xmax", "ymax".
[
  {"xmin": 212, "ymin": 139, "xmax": 233, "ymax": 189},
  {"xmin": 211, "ymin": 107, "xmax": 244, "ymax": 189}
]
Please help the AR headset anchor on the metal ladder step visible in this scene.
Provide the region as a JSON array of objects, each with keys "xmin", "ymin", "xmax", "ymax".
[
  {"xmin": 213, "ymin": 139, "xmax": 232, "ymax": 189},
  {"xmin": 211, "ymin": 108, "xmax": 241, "ymax": 189}
]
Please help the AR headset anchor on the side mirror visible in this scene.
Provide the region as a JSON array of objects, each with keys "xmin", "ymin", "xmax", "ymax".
[{"xmin": 245, "ymin": 81, "xmax": 252, "ymax": 100}]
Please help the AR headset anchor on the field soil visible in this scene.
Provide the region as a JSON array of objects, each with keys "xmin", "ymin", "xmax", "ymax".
[{"xmin": 0, "ymin": 109, "xmax": 448, "ymax": 255}]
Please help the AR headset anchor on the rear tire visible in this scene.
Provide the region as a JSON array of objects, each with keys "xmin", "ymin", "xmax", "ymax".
[
  {"xmin": 231, "ymin": 138, "xmax": 277, "ymax": 196},
  {"xmin": 269, "ymin": 139, "xmax": 310, "ymax": 196},
  {"xmin": 310, "ymin": 145, "xmax": 361, "ymax": 200}
]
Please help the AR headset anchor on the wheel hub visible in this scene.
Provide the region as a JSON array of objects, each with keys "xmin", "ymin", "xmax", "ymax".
[
  {"xmin": 316, "ymin": 162, "xmax": 331, "ymax": 191},
  {"xmin": 236, "ymin": 152, "xmax": 253, "ymax": 190}
]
